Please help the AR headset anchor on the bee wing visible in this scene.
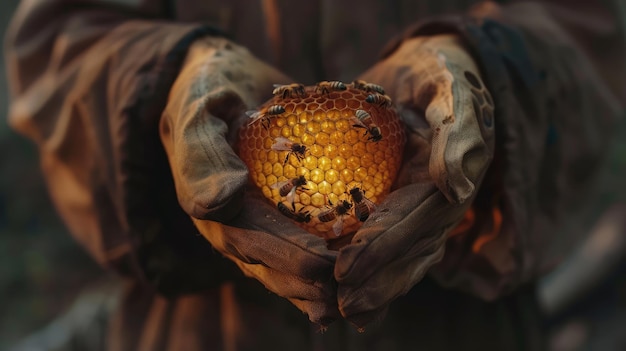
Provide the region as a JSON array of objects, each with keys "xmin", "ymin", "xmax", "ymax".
[
  {"xmin": 285, "ymin": 187, "xmax": 297, "ymax": 208},
  {"xmin": 273, "ymin": 84, "xmax": 285, "ymax": 88},
  {"xmin": 246, "ymin": 110, "xmax": 264, "ymax": 125},
  {"xmin": 271, "ymin": 137, "xmax": 293, "ymax": 151},
  {"xmin": 350, "ymin": 116, "xmax": 367, "ymax": 128},
  {"xmin": 270, "ymin": 179, "xmax": 289, "ymax": 190},
  {"xmin": 317, "ymin": 207, "xmax": 334, "ymax": 222},
  {"xmin": 363, "ymin": 197, "xmax": 377, "ymax": 212},
  {"xmin": 332, "ymin": 216, "xmax": 345, "ymax": 236},
  {"xmin": 245, "ymin": 110, "xmax": 260, "ymax": 118}
]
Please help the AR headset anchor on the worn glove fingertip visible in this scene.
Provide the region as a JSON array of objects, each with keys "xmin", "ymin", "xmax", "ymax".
[
  {"xmin": 342, "ymin": 305, "xmax": 389, "ymax": 331},
  {"xmin": 184, "ymin": 167, "xmax": 248, "ymax": 222},
  {"xmin": 290, "ymin": 298, "xmax": 341, "ymax": 327}
]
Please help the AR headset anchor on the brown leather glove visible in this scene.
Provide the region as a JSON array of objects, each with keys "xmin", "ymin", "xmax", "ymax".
[
  {"xmin": 335, "ymin": 35, "xmax": 495, "ymax": 328},
  {"xmin": 159, "ymin": 37, "xmax": 340, "ymax": 325}
]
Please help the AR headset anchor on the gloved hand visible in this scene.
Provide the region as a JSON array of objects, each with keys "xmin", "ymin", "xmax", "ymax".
[
  {"xmin": 335, "ymin": 34, "xmax": 496, "ymax": 328},
  {"xmin": 159, "ymin": 37, "xmax": 340, "ymax": 325}
]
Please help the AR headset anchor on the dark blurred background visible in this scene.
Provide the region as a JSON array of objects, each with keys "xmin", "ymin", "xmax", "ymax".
[
  {"xmin": 1, "ymin": 1, "xmax": 625, "ymax": 350},
  {"xmin": 0, "ymin": 1, "xmax": 103, "ymax": 349}
]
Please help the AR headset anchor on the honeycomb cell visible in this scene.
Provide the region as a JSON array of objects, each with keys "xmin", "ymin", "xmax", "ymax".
[
  {"xmin": 272, "ymin": 163, "xmax": 283, "ymax": 177},
  {"xmin": 262, "ymin": 186, "xmax": 272, "ymax": 198},
  {"xmin": 374, "ymin": 150, "xmax": 385, "ymax": 163},
  {"xmin": 332, "ymin": 181, "xmax": 346, "ymax": 196},
  {"xmin": 310, "ymin": 168, "xmax": 324, "ymax": 183},
  {"xmin": 293, "ymin": 124, "xmax": 305, "ymax": 137},
  {"xmin": 301, "ymin": 133, "xmax": 316, "ymax": 146},
  {"xmin": 325, "ymin": 169, "xmax": 339, "ymax": 183},
  {"xmin": 275, "ymin": 117, "xmax": 286, "ymax": 128},
  {"xmin": 284, "ymin": 164, "xmax": 297, "ymax": 179},
  {"xmin": 299, "ymin": 193, "xmax": 311, "ymax": 205},
  {"xmin": 303, "ymin": 155, "xmax": 318, "ymax": 169},
  {"xmin": 287, "ymin": 114, "xmax": 298, "ymax": 126},
  {"xmin": 269, "ymin": 127, "xmax": 281, "ymax": 138},
  {"xmin": 305, "ymin": 181, "xmax": 318, "ymax": 194},
  {"xmin": 238, "ymin": 83, "xmax": 406, "ymax": 239},
  {"xmin": 346, "ymin": 156, "xmax": 361, "ymax": 170},
  {"xmin": 268, "ymin": 151, "xmax": 279, "ymax": 164},
  {"xmin": 318, "ymin": 157, "xmax": 332, "ymax": 171},
  {"xmin": 307, "ymin": 121, "xmax": 321, "ymax": 134},
  {"xmin": 257, "ymin": 172, "xmax": 266, "ymax": 185},
  {"xmin": 267, "ymin": 174, "xmax": 277, "ymax": 186},
  {"xmin": 366, "ymin": 142, "xmax": 379, "ymax": 154},
  {"xmin": 335, "ymin": 119, "xmax": 351, "ymax": 132},
  {"xmin": 332, "ymin": 157, "xmax": 346, "ymax": 171},
  {"xmin": 313, "ymin": 111, "xmax": 326, "ymax": 122},
  {"xmin": 374, "ymin": 173, "xmax": 383, "ymax": 185},
  {"xmin": 324, "ymin": 144, "xmax": 338, "ymax": 158},
  {"xmin": 254, "ymin": 160, "xmax": 263, "ymax": 173},
  {"xmin": 298, "ymin": 111, "xmax": 311, "ymax": 123},
  {"xmin": 311, "ymin": 193, "xmax": 325, "ymax": 207},
  {"xmin": 361, "ymin": 153, "xmax": 374, "ymax": 168},
  {"xmin": 321, "ymin": 120, "xmax": 335, "ymax": 133},
  {"xmin": 352, "ymin": 142, "xmax": 367, "ymax": 157},
  {"xmin": 309, "ymin": 144, "xmax": 324, "ymax": 158},
  {"xmin": 354, "ymin": 167, "xmax": 368, "ymax": 181},
  {"xmin": 347, "ymin": 99, "xmax": 361, "ymax": 109},
  {"xmin": 316, "ymin": 132, "xmax": 330, "ymax": 146},
  {"xmin": 345, "ymin": 129, "xmax": 361, "ymax": 144},
  {"xmin": 318, "ymin": 181, "xmax": 331, "ymax": 195},
  {"xmin": 340, "ymin": 169, "xmax": 354, "ymax": 183},
  {"xmin": 281, "ymin": 126, "xmax": 291, "ymax": 138},
  {"xmin": 284, "ymin": 102, "xmax": 295, "ymax": 113},
  {"xmin": 329, "ymin": 131, "xmax": 344, "ymax": 145},
  {"xmin": 338, "ymin": 144, "xmax": 353, "ymax": 159}
]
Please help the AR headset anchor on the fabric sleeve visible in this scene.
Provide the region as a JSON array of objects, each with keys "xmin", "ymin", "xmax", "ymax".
[
  {"xmin": 5, "ymin": 0, "xmax": 240, "ymax": 296},
  {"xmin": 383, "ymin": 0, "xmax": 626, "ymax": 299}
]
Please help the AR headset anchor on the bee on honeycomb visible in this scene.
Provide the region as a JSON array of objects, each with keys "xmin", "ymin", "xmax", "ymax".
[{"xmin": 238, "ymin": 81, "xmax": 405, "ymax": 239}]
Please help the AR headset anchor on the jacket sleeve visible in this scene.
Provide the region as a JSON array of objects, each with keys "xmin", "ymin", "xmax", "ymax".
[
  {"xmin": 5, "ymin": 0, "xmax": 240, "ymax": 295},
  {"xmin": 385, "ymin": 0, "xmax": 626, "ymax": 299}
]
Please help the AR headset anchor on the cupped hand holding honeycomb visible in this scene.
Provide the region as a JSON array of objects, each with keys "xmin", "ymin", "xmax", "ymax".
[{"xmin": 238, "ymin": 81, "xmax": 405, "ymax": 239}]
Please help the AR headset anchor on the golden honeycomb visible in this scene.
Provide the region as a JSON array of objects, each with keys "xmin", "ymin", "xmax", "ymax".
[{"xmin": 237, "ymin": 81, "xmax": 405, "ymax": 239}]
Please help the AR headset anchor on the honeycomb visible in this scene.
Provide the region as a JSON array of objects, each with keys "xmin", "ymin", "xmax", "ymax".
[{"xmin": 237, "ymin": 81, "xmax": 405, "ymax": 239}]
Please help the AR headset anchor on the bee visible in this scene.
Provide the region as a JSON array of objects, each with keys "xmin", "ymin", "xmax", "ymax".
[
  {"xmin": 365, "ymin": 93, "xmax": 392, "ymax": 108},
  {"xmin": 246, "ymin": 104, "xmax": 286, "ymax": 129},
  {"xmin": 351, "ymin": 109, "xmax": 382, "ymax": 142},
  {"xmin": 351, "ymin": 80, "xmax": 386, "ymax": 95},
  {"xmin": 315, "ymin": 81, "xmax": 347, "ymax": 95},
  {"xmin": 277, "ymin": 202, "xmax": 312, "ymax": 223},
  {"xmin": 271, "ymin": 175, "xmax": 308, "ymax": 210},
  {"xmin": 271, "ymin": 137, "xmax": 307, "ymax": 165},
  {"xmin": 348, "ymin": 187, "xmax": 377, "ymax": 222},
  {"xmin": 273, "ymin": 83, "xmax": 306, "ymax": 99},
  {"xmin": 317, "ymin": 199, "xmax": 353, "ymax": 236}
]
